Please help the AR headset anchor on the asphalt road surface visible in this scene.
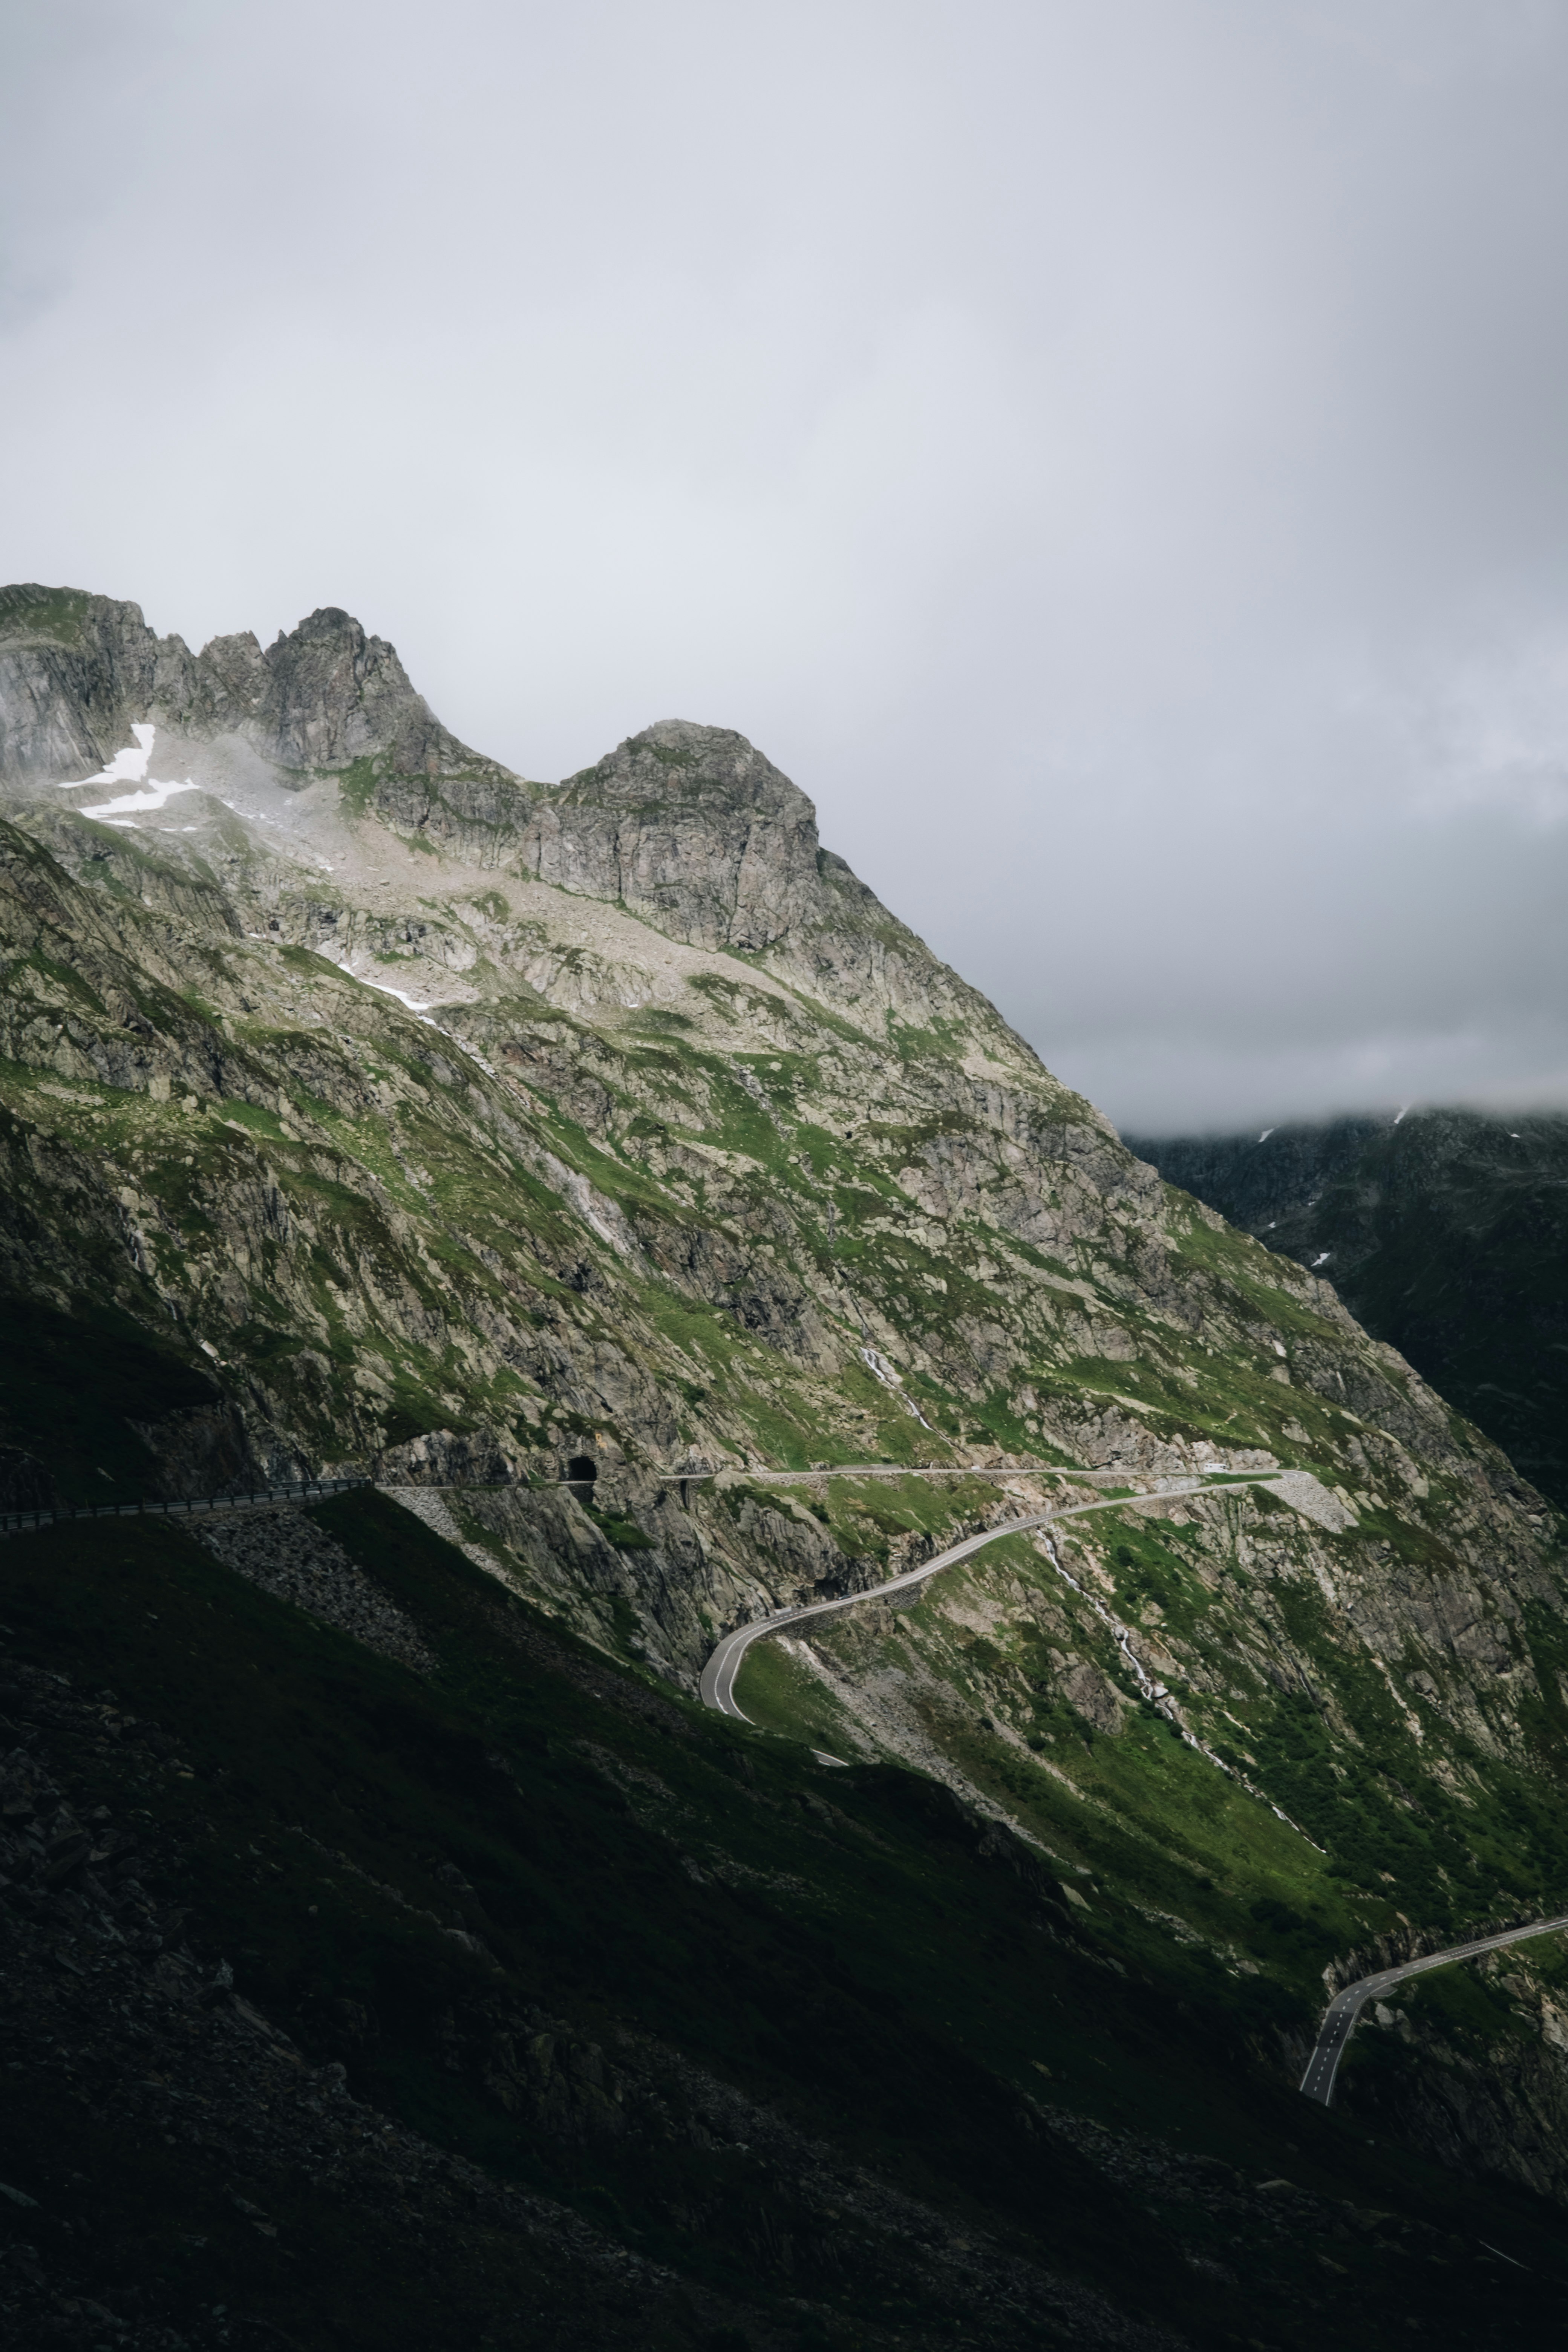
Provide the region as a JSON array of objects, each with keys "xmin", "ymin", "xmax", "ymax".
[
  {"xmin": 666, "ymin": 1463, "xmax": 1184, "ymax": 1487},
  {"xmin": 1300, "ymin": 1912, "xmax": 1568, "ymax": 2105},
  {"xmin": 697, "ymin": 1471, "xmax": 1289, "ymax": 1719}
]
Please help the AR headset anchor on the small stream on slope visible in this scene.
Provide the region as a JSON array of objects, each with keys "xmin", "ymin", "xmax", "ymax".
[{"xmin": 1034, "ymin": 1526, "xmax": 1325, "ymax": 1851}]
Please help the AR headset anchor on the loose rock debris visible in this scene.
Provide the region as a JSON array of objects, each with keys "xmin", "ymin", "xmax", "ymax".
[{"xmin": 193, "ymin": 1510, "xmax": 438, "ymax": 1675}]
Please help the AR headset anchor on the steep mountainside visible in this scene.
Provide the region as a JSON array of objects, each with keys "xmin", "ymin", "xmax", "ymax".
[
  {"xmin": 1132, "ymin": 1112, "xmax": 1568, "ymax": 1511},
  {"xmin": 3, "ymin": 582, "xmax": 1568, "ymax": 2349}
]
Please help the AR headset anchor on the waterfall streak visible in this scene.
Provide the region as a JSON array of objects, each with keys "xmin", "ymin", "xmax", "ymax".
[{"xmin": 1035, "ymin": 1531, "xmax": 1325, "ymax": 1852}]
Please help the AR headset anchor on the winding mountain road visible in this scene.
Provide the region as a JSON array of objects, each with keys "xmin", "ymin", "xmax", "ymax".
[
  {"xmin": 698, "ymin": 1470, "xmax": 1293, "ymax": 1718},
  {"xmin": 1299, "ymin": 1912, "xmax": 1568, "ymax": 2106},
  {"xmin": 695, "ymin": 1464, "xmax": 1568, "ymax": 2122}
]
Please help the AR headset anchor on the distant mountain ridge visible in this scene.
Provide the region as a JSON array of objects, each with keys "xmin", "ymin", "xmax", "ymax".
[{"xmin": 1130, "ymin": 1109, "xmax": 1568, "ymax": 1510}]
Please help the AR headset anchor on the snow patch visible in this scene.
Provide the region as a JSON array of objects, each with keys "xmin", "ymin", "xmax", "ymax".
[
  {"xmin": 58, "ymin": 723, "xmax": 199, "ymax": 822},
  {"xmin": 81, "ymin": 776, "xmax": 201, "ymax": 822},
  {"xmin": 58, "ymin": 722, "xmax": 155, "ymax": 788},
  {"xmin": 320, "ymin": 949, "xmax": 435, "ymax": 1014},
  {"xmin": 360, "ymin": 977, "xmax": 434, "ymax": 1012}
]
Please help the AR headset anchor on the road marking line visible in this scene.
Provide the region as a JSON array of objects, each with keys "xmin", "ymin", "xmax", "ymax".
[{"xmin": 1300, "ymin": 1914, "xmax": 1568, "ymax": 2105}]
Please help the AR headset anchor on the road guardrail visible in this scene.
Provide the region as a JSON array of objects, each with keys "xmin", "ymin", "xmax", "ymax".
[{"xmin": 0, "ymin": 1475, "xmax": 372, "ymax": 1539}]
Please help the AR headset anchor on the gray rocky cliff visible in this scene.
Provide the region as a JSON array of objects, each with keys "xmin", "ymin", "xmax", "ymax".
[
  {"xmin": 208, "ymin": 605, "xmax": 504, "ymax": 783},
  {"xmin": 517, "ymin": 717, "xmax": 1044, "ymax": 1041},
  {"xmin": 524, "ymin": 720, "xmax": 822, "ymax": 952},
  {"xmin": 0, "ymin": 586, "xmax": 507, "ymax": 795},
  {"xmin": 0, "ymin": 588, "xmax": 1044, "ymax": 1057},
  {"xmin": 0, "ymin": 584, "xmax": 228, "ymax": 783}
]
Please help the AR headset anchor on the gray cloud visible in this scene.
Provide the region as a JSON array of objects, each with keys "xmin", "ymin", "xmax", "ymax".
[{"xmin": 3, "ymin": 0, "xmax": 1567, "ymax": 1131}]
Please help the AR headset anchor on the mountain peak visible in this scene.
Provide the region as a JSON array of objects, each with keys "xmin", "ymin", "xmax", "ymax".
[
  {"xmin": 280, "ymin": 604, "xmax": 362, "ymax": 642},
  {"xmin": 0, "ymin": 582, "xmax": 1021, "ymax": 1049},
  {"xmin": 564, "ymin": 718, "xmax": 816, "ymax": 824},
  {"xmin": 243, "ymin": 604, "xmax": 465, "ymax": 776},
  {"xmin": 542, "ymin": 719, "xmax": 821, "ymax": 952}
]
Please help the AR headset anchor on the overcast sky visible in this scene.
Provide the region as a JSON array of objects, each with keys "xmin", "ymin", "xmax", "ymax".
[{"xmin": 5, "ymin": 0, "xmax": 1568, "ymax": 1133}]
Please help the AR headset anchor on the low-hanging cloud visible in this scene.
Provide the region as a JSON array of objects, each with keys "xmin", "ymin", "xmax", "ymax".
[{"xmin": 3, "ymin": 0, "xmax": 1566, "ymax": 1134}]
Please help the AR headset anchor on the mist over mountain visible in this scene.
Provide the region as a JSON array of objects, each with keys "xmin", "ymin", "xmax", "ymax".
[
  {"xmin": 3, "ymin": 585, "xmax": 1568, "ymax": 2351},
  {"xmin": 9, "ymin": 4, "xmax": 1568, "ymax": 1133}
]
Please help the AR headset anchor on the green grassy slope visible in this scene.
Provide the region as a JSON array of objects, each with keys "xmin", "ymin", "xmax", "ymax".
[{"xmin": 728, "ymin": 1474, "xmax": 1568, "ymax": 1983}]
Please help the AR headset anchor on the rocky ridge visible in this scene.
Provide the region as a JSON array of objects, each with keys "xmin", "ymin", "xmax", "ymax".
[{"xmin": 0, "ymin": 586, "xmax": 499, "ymax": 789}]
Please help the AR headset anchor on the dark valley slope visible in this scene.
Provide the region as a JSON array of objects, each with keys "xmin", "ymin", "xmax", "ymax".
[
  {"xmin": 1131, "ymin": 1111, "xmax": 1568, "ymax": 1511},
  {"xmin": 3, "ymin": 584, "xmax": 1568, "ymax": 2350}
]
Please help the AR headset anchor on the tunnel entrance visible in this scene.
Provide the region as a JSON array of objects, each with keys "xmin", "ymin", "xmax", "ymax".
[{"xmin": 565, "ymin": 1453, "xmax": 597, "ymax": 1489}]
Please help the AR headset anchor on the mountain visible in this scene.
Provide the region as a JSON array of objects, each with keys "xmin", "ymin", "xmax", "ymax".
[
  {"xmin": 1130, "ymin": 1111, "xmax": 1568, "ymax": 1511},
  {"xmin": 3, "ymin": 583, "xmax": 1568, "ymax": 2351}
]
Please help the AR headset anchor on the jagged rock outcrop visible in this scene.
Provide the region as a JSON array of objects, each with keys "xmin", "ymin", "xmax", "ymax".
[
  {"xmin": 525, "ymin": 721, "xmax": 822, "ymax": 952},
  {"xmin": 0, "ymin": 584, "xmax": 224, "ymax": 782},
  {"xmin": 205, "ymin": 605, "xmax": 502, "ymax": 782},
  {"xmin": 130, "ymin": 1399, "xmax": 267, "ymax": 1500},
  {"xmin": 511, "ymin": 716, "xmax": 1033, "ymax": 1035},
  {"xmin": 0, "ymin": 586, "xmax": 504, "ymax": 793},
  {"xmin": 0, "ymin": 589, "xmax": 1049, "ymax": 1044}
]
